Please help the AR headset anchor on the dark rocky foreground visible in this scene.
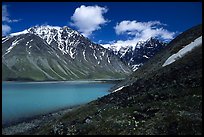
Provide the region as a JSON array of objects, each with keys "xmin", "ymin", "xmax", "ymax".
[{"xmin": 2, "ymin": 106, "xmax": 80, "ymax": 135}]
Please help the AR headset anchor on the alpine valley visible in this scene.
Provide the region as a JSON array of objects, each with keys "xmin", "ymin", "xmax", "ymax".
[
  {"xmin": 2, "ymin": 23, "xmax": 202, "ymax": 135},
  {"xmin": 2, "ymin": 1, "xmax": 202, "ymax": 136}
]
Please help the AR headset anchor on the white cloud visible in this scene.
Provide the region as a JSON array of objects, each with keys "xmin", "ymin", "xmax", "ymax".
[
  {"xmin": 102, "ymin": 20, "xmax": 175, "ymax": 51},
  {"xmin": 2, "ymin": 24, "xmax": 11, "ymax": 36},
  {"xmin": 2, "ymin": 5, "xmax": 21, "ymax": 23},
  {"xmin": 2, "ymin": 5, "xmax": 21, "ymax": 36},
  {"xmin": 114, "ymin": 20, "xmax": 164, "ymax": 35},
  {"xmin": 2, "ymin": 5, "xmax": 9, "ymax": 22},
  {"xmin": 70, "ymin": 5, "xmax": 108, "ymax": 37},
  {"xmin": 114, "ymin": 20, "xmax": 174, "ymax": 41}
]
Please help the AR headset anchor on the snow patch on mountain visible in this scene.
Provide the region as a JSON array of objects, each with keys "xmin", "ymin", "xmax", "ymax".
[
  {"xmin": 2, "ymin": 37, "xmax": 10, "ymax": 43},
  {"xmin": 3, "ymin": 37, "xmax": 24, "ymax": 57},
  {"xmin": 107, "ymin": 54, "xmax": 111, "ymax": 63},
  {"xmin": 132, "ymin": 63, "xmax": 143, "ymax": 71},
  {"xmin": 83, "ymin": 50, "xmax": 88, "ymax": 62},
  {"xmin": 26, "ymin": 39, "xmax": 33, "ymax": 46},
  {"xmin": 93, "ymin": 50, "xmax": 98, "ymax": 60},
  {"xmin": 10, "ymin": 29, "xmax": 29, "ymax": 36},
  {"xmin": 143, "ymin": 55, "xmax": 149, "ymax": 59},
  {"xmin": 69, "ymin": 47, "xmax": 75, "ymax": 59},
  {"xmin": 162, "ymin": 36, "xmax": 202, "ymax": 67},
  {"xmin": 112, "ymin": 86, "xmax": 125, "ymax": 93}
]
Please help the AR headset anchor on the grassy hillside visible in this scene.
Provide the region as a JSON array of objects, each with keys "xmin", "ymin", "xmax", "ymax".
[{"xmin": 18, "ymin": 24, "xmax": 202, "ymax": 135}]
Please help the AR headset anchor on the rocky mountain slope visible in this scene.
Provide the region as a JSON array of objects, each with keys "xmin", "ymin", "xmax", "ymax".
[
  {"xmin": 15, "ymin": 24, "xmax": 202, "ymax": 135},
  {"xmin": 103, "ymin": 38, "xmax": 166, "ymax": 71},
  {"xmin": 2, "ymin": 25, "xmax": 132, "ymax": 81}
]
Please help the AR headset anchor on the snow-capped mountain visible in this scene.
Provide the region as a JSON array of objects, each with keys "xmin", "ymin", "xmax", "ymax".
[
  {"xmin": 102, "ymin": 38, "xmax": 167, "ymax": 71},
  {"xmin": 2, "ymin": 25, "xmax": 132, "ymax": 81},
  {"xmin": 9, "ymin": 25, "xmax": 88, "ymax": 57}
]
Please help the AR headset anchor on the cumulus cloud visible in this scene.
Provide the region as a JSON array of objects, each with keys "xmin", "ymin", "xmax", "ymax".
[
  {"xmin": 2, "ymin": 5, "xmax": 21, "ymax": 36},
  {"xmin": 70, "ymin": 5, "xmax": 108, "ymax": 37},
  {"xmin": 2, "ymin": 24, "xmax": 11, "ymax": 36},
  {"xmin": 115, "ymin": 20, "xmax": 164, "ymax": 35},
  {"xmin": 102, "ymin": 20, "xmax": 176, "ymax": 49},
  {"xmin": 114, "ymin": 20, "xmax": 174, "ymax": 40},
  {"xmin": 2, "ymin": 5, "xmax": 9, "ymax": 22},
  {"xmin": 2, "ymin": 5, "xmax": 21, "ymax": 23}
]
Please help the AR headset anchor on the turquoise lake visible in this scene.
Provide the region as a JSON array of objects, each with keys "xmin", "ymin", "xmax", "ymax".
[{"xmin": 2, "ymin": 81, "xmax": 114, "ymax": 126}]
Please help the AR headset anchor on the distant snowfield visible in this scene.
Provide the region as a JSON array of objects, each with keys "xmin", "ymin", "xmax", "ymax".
[{"xmin": 162, "ymin": 36, "xmax": 202, "ymax": 67}]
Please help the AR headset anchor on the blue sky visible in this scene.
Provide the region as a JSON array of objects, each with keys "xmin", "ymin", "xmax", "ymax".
[{"xmin": 2, "ymin": 2, "xmax": 202, "ymax": 46}]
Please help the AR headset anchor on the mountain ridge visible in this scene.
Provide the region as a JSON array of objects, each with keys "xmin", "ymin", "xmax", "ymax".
[
  {"xmin": 2, "ymin": 25, "xmax": 132, "ymax": 81},
  {"xmin": 102, "ymin": 37, "xmax": 167, "ymax": 71}
]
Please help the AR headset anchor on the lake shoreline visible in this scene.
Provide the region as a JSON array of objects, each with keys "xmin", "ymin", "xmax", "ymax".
[
  {"xmin": 2, "ymin": 104, "xmax": 79, "ymax": 128},
  {"xmin": 2, "ymin": 104, "xmax": 82, "ymax": 135},
  {"xmin": 3, "ymin": 79, "xmax": 124, "ymax": 83},
  {"xmin": 2, "ymin": 81, "xmax": 116, "ymax": 135}
]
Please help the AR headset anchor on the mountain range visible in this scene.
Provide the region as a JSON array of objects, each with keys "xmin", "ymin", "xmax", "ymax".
[
  {"xmin": 2, "ymin": 25, "xmax": 132, "ymax": 81},
  {"xmin": 2, "ymin": 25, "xmax": 169, "ymax": 81},
  {"xmin": 103, "ymin": 37, "xmax": 166, "ymax": 71}
]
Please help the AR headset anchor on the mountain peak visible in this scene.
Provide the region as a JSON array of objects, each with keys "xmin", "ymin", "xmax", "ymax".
[
  {"xmin": 9, "ymin": 25, "xmax": 82, "ymax": 38},
  {"xmin": 142, "ymin": 37, "xmax": 164, "ymax": 44}
]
